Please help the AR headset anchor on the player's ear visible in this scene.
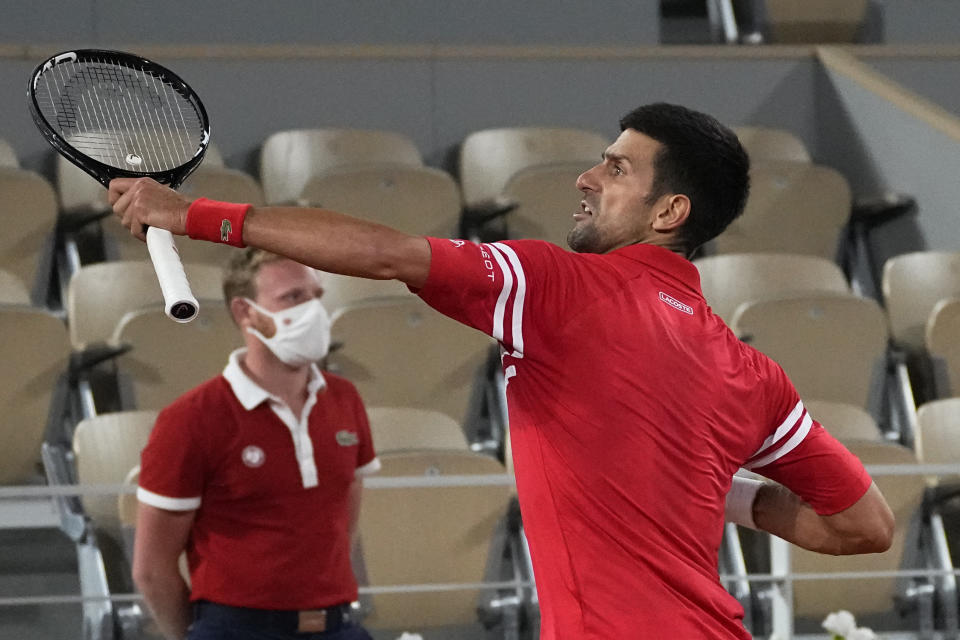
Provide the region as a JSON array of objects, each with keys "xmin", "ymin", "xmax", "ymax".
[
  {"xmin": 228, "ymin": 297, "xmax": 251, "ymax": 327},
  {"xmin": 652, "ymin": 193, "xmax": 690, "ymax": 232}
]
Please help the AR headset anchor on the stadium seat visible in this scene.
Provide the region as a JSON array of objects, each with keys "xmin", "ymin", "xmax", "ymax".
[
  {"xmin": 711, "ymin": 161, "xmax": 851, "ymax": 260},
  {"xmin": 0, "ymin": 138, "xmax": 18, "ymax": 168},
  {"xmin": 805, "ymin": 399, "xmax": 883, "ymax": 442},
  {"xmin": 366, "ymin": 407, "xmax": 469, "ymax": 452},
  {"xmin": 732, "ymin": 293, "xmax": 888, "ymax": 409},
  {"xmin": 320, "ymin": 273, "xmax": 413, "ymax": 318},
  {"xmin": 327, "ymin": 296, "xmax": 494, "ymax": 425},
  {"xmin": 784, "ymin": 440, "xmax": 951, "ymax": 633},
  {"xmin": 113, "ymin": 304, "xmax": 240, "ymax": 410},
  {"xmin": 763, "ymin": 0, "xmax": 869, "ymax": 44},
  {"xmin": 0, "ymin": 268, "xmax": 31, "ymax": 305},
  {"xmin": 696, "ymin": 253, "xmax": 850, "ymax": 324},
  {"xmin": 732, "ymin": 126, "xmax": 811, "ymax": 163},
  {"xmin": 927, "ymin": 298, "xmax": 960, "ymax": 398},
  {"xmin": 0, "ymin": 305, "xmax": 70, "ymax": 485},
  {"xmin": 882, "ymin": 251, "xmax": 960, "ymax": 355},
  {"xmin": 916, "ymin": 398, "xmax": 960, "ymax": 483},
  {"xmin": 299, "ymin": 165, "xmax": 461, "ymax": 237},
  {"xmin": 67, "ymin": 260, "xmax": 225, "ymax": 349},
  {"xmin": 72, "ymin": 411, "xmax": 156, "ymax": 543},
  {"xmin": 259, "ymin": 128, "xmax": 423, "ymax": 205},
  {"xmin": 357, "ymin": 449, "xmax": 520, "ymax": 633},
  {"xmin": 458, "ymin": 126, "xmax": 608, "ymax": 208},
  {"xmin": 499, "ymin": 164, "xmax": 587, "ymax": 247},
  {"xmin": 0, "ymin": 167, "xmax": 58, "ymax": 303}
]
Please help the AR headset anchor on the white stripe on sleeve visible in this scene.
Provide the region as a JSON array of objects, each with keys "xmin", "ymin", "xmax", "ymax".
[
  {"xmin": 750, "ymin": 400, "xmax": 804, "ymax": 458},
  {"xmin": 490, "ymin": 242, "xmax": 526, "ymax": 357},
  {"xmin": 744, "ymin": 412, "xmax": 813, "ymax": 470},
  {"xmin": 137, "ymin": 486, "xmax": 201, "ymax": 511},
  {"xmin": 484, "ymin": 243, "xmax": 514, "ymax": 344}
]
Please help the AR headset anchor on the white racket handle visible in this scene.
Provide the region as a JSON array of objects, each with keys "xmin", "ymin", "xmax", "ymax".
[{"xmin": 145, "ymin": 227, "xmax": 199, "ymax": 323}]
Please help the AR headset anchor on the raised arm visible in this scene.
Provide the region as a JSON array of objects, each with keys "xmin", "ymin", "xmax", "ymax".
[
  {"xmin": 727, "ymin": 476, "xmax": 894, "ymax": 555},
  {"xmin": 108, "ymin": 177, "xmax": 432, "ymax": 288}
]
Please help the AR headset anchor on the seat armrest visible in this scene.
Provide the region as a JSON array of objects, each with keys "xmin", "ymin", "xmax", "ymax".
[{"xmin": 41, "ymin": 442, "xmax": 88, "ymax": 542}]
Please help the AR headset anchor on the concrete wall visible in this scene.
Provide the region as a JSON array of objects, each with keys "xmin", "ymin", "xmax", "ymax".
[
  {"xmin": 881, "ymin": 0, "xmax": 960, "ymax": 44},
  {"xmin": 867, "ymin": 56, "xmax": 960, "ymax": 120}
]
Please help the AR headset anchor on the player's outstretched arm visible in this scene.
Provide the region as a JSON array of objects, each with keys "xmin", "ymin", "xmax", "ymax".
[
  {"xmin": 108, "ymin": 177, "xmax": 432, "ymax": 289},
  {"xmin": 751, "ymin": 480, "xmax": 894, "ymax": 556}
]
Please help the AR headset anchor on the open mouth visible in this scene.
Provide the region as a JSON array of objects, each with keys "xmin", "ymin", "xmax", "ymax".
[{"xmin": 573, "ymin": 200, "xmax": 594, "ymax": 221}]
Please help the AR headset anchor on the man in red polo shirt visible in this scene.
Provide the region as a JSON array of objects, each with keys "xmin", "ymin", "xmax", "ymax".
[
  {"xmin": 111, "ymin": 102, "xmax": 894, "ymax": 639},
  {"xmin": 133, "ymin": 249, "xmax": 379, "ymax": 640}
]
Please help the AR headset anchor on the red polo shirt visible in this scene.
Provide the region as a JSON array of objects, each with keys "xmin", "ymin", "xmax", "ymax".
[
  {"xmin": 138, "ymin": 350, "xmax": 379, "ymax": 609},
  {"xmin": 416, "ymin": 238, "xmax": 870, "ymax": 640}
]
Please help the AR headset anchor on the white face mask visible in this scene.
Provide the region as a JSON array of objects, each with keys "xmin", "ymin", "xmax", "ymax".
[{"xmin": 244, "ymin": 297, "xmax": 331, "ymax": 366}]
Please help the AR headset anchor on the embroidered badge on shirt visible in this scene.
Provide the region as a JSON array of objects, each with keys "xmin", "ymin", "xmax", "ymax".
[
  {"xmin": 242, "ymin": 445, "xmax": 265, "ymax": 467},
  {"xmin": 336, "ymin": 430, "xmax": 359, "ymax": 446}
]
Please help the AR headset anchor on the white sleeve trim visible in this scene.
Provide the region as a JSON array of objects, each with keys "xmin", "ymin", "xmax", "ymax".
[
  {"xmin": 745, "ymin": 412, "xmax": 813, "ymax": 470},
  {"xmin": 137, "ymin": 487, "xmax": 201, "ymax": 511},
  {"xmin": 751, "ymin": 400, "xmax": 804, "ymax": 458},
  {"xmin": 355, "ymin": 457, "xmax": 382, "ymax": 477}
]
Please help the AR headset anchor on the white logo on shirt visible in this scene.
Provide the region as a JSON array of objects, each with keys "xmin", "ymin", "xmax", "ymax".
[
  {"xmin": 336, "ymin": 430, "xmax": 359, "ymax": 446},
  {"xmin": 449, "ymin": 239, "xmax": 466, "ymax": 248},
  {"xmin": 241, "ymin": 445, "xmax": 265, "ymax": 468},
  {"xmin": 659, "ymin": 291, "xmax": 694, "ymax": 315}
]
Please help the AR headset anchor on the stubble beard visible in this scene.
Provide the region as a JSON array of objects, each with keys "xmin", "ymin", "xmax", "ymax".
[{"xmin": 566, "ymin": 220, "xmax": 603, "ymax": 254}]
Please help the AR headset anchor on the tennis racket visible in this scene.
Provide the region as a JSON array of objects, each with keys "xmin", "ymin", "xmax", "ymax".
[{"xmin": 28, "ymin": 49, "xmax": 209, "ymax": 322}]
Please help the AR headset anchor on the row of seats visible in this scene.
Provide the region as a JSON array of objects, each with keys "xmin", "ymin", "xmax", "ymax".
[{"xmin": 0, "ymin": 124, "xmax": 841, "ymax": 309}]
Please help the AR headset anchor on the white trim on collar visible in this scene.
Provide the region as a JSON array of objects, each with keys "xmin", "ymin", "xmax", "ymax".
[{"xmin": 222, "ymin": 348, "xmax": 327, "ymax": 410}]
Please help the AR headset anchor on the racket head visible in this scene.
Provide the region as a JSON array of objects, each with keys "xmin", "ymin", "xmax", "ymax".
[{"xmin": 28, "ymin": 49, "xmax": 210, "ymax": 189}]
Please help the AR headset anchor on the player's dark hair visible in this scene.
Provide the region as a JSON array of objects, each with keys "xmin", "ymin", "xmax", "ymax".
[{"xmin": 619, "ymin": 103, "xmax": 750, "ymax": 257}]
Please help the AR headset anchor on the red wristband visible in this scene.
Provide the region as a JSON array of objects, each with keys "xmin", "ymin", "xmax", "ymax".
[{"xmin": 185, "ymin": 198, "xmax": 250, "ymax": 247}]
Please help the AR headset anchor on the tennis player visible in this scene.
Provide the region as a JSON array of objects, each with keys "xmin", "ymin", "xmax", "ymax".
[{"xmin": 110, "ymin": 102, "xmax": 893, "ymax": 639}]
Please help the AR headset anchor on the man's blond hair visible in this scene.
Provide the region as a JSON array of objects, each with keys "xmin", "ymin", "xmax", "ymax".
[{"xmin": 222, "ymin": 247, "xmax": 287, "ymax": 304}]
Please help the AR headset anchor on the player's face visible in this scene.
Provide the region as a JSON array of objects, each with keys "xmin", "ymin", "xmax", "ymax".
[
  {"xmin": 247, "ymin": 260, "xmax": 325, "ymax": 337},
  {"xmin": 569, "ymin": 129, "xmax": 666, "ymax": 254}
]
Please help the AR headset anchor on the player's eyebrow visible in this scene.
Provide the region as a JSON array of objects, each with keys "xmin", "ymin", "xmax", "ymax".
[{"xmin": 602, "ymin": 151, "xmax": 632, "ymax": 167}]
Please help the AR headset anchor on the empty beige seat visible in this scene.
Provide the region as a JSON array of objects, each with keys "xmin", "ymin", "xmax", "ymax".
[
  {"xmin": 790, "ymin": 440, "xmax": 925, "ymax": 621},
  {"xmin": 459, "ymin": 127, "xmax": 607, "ymax": 207},
  {"xmin": 260, "ymin": 129, "xmax": 423, "ymax": 205},
  {"xmin": 113, "ymin": 304, "xmax": 240, "ymax": 410},
  {"xmin": 366, "ymin": 407, "xmax": 469, "ymax": 452},
  {"xmin": 732, "ymin": 294, "xmax": 887, "ymax": 408},
  {"xmin": 712, "ymin": 161, "xmax": 851, "ymax": 260},
  {"xmin": 732, "ymin": 126, "xmax": 811, "ymax": 163},
  {"xmin": 321, "ymin": 273, "xmax": 413, "ymax": 318},
  {"xmin": 358, "ymin": 449, "xmax": 511, "ymax": 630},
  {"xmin": 0, "ymin": 138, "xmax": 17, "ymax": 168},
  {"xmin": 0, "ymin": 305, "xmax": 71, "ymax": 484},
  {"xmin": 0, "ymin": 168, "xmax": 58, "ymax": 298},
  {"xmin": 327, "ymin": 297, "xmax": 494, "ymax": 424},
  {"xmin": 696, "ymin": 253, "xmax": 850, "ymax": 324},
  {"xmin": 0, "ymin": 269, "xmax": 30, "ymax": 305},
  {"xmin": 67, "ymin": 261, "xmax": 225, "ymax": 349},
  {"xmin": 500, "ymin": 164, "xmax": 588, "ymax": 247},
  {"xmin": 72, "ymin": 411, "xmax": 156, "ymax": 540},
  {"xmin": 916, "ymin": 398, "xmax": 960, "ymax": 487},
  {"xmin": 927, "ymin": 298, "xmax": 960, "ymax": 397},
  {"xmin": 882, "ymin": 251, "xmax": 960, "ymax": 353},
  {"xmin": 299, "ymin": 165, "xmax": 461, "ymax": 238},
  {"xmin": 805, "ymin": 399, "xmax": 881, "ymax": 442},
  {"xmin": 764, "ymin": 0, "xmax": 869, "ymax": 43}
]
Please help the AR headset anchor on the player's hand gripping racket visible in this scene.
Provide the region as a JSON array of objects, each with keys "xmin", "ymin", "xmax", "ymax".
[{"xmin": 28, "ymin": 49, "xmax": 210, "ymax": 322}]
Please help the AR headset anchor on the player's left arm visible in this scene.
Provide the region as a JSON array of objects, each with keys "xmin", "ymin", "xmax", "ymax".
[{"xmin": 750, "ymin": 479, "xmax": 893, "ymax": 555}]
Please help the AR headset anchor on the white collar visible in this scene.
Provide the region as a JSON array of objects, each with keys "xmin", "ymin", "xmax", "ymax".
[{"xmin": 222, "ymin": 348, "xmax": 327, "ymax": 410}]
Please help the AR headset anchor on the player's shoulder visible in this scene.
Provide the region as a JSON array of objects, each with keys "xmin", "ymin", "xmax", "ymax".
[{"xmin": 158, "ymin": 375, "xmax": 233, "ymax": 421}]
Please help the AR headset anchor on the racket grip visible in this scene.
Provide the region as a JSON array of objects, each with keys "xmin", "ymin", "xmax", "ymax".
[{"xmin": 145, "ymin": 227, "xmax": 199, "ymax": 323}]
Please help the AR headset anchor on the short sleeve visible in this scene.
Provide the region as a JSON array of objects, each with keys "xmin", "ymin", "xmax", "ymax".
[
  {"xmin": 137, "ymin": 400, "xmax": 205, "ymax": 511},
  {"xmin": 744, "ymin": 359, "xmax": 872, "ymax": 515}
]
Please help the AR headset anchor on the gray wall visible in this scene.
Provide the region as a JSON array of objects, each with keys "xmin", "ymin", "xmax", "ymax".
[
  {"xmin": 0, "ymin": 1, "xmax": 659, "ymax": 46},
  {"xmin": 867, "ymin": 57, "xmax": 960, "ymax": 120},
  {"xmin": 2, "ymin": 50, "xmax": 821, "ymax": 180},
  {"xmin": 881, "ymin": 0, "xmax": 960, "ymax": 44}
]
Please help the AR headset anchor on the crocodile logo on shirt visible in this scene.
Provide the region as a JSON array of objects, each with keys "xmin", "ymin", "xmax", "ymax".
[{"xmin": 336, "ymin": 430, "xmax": 359, "ymax": 446}]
